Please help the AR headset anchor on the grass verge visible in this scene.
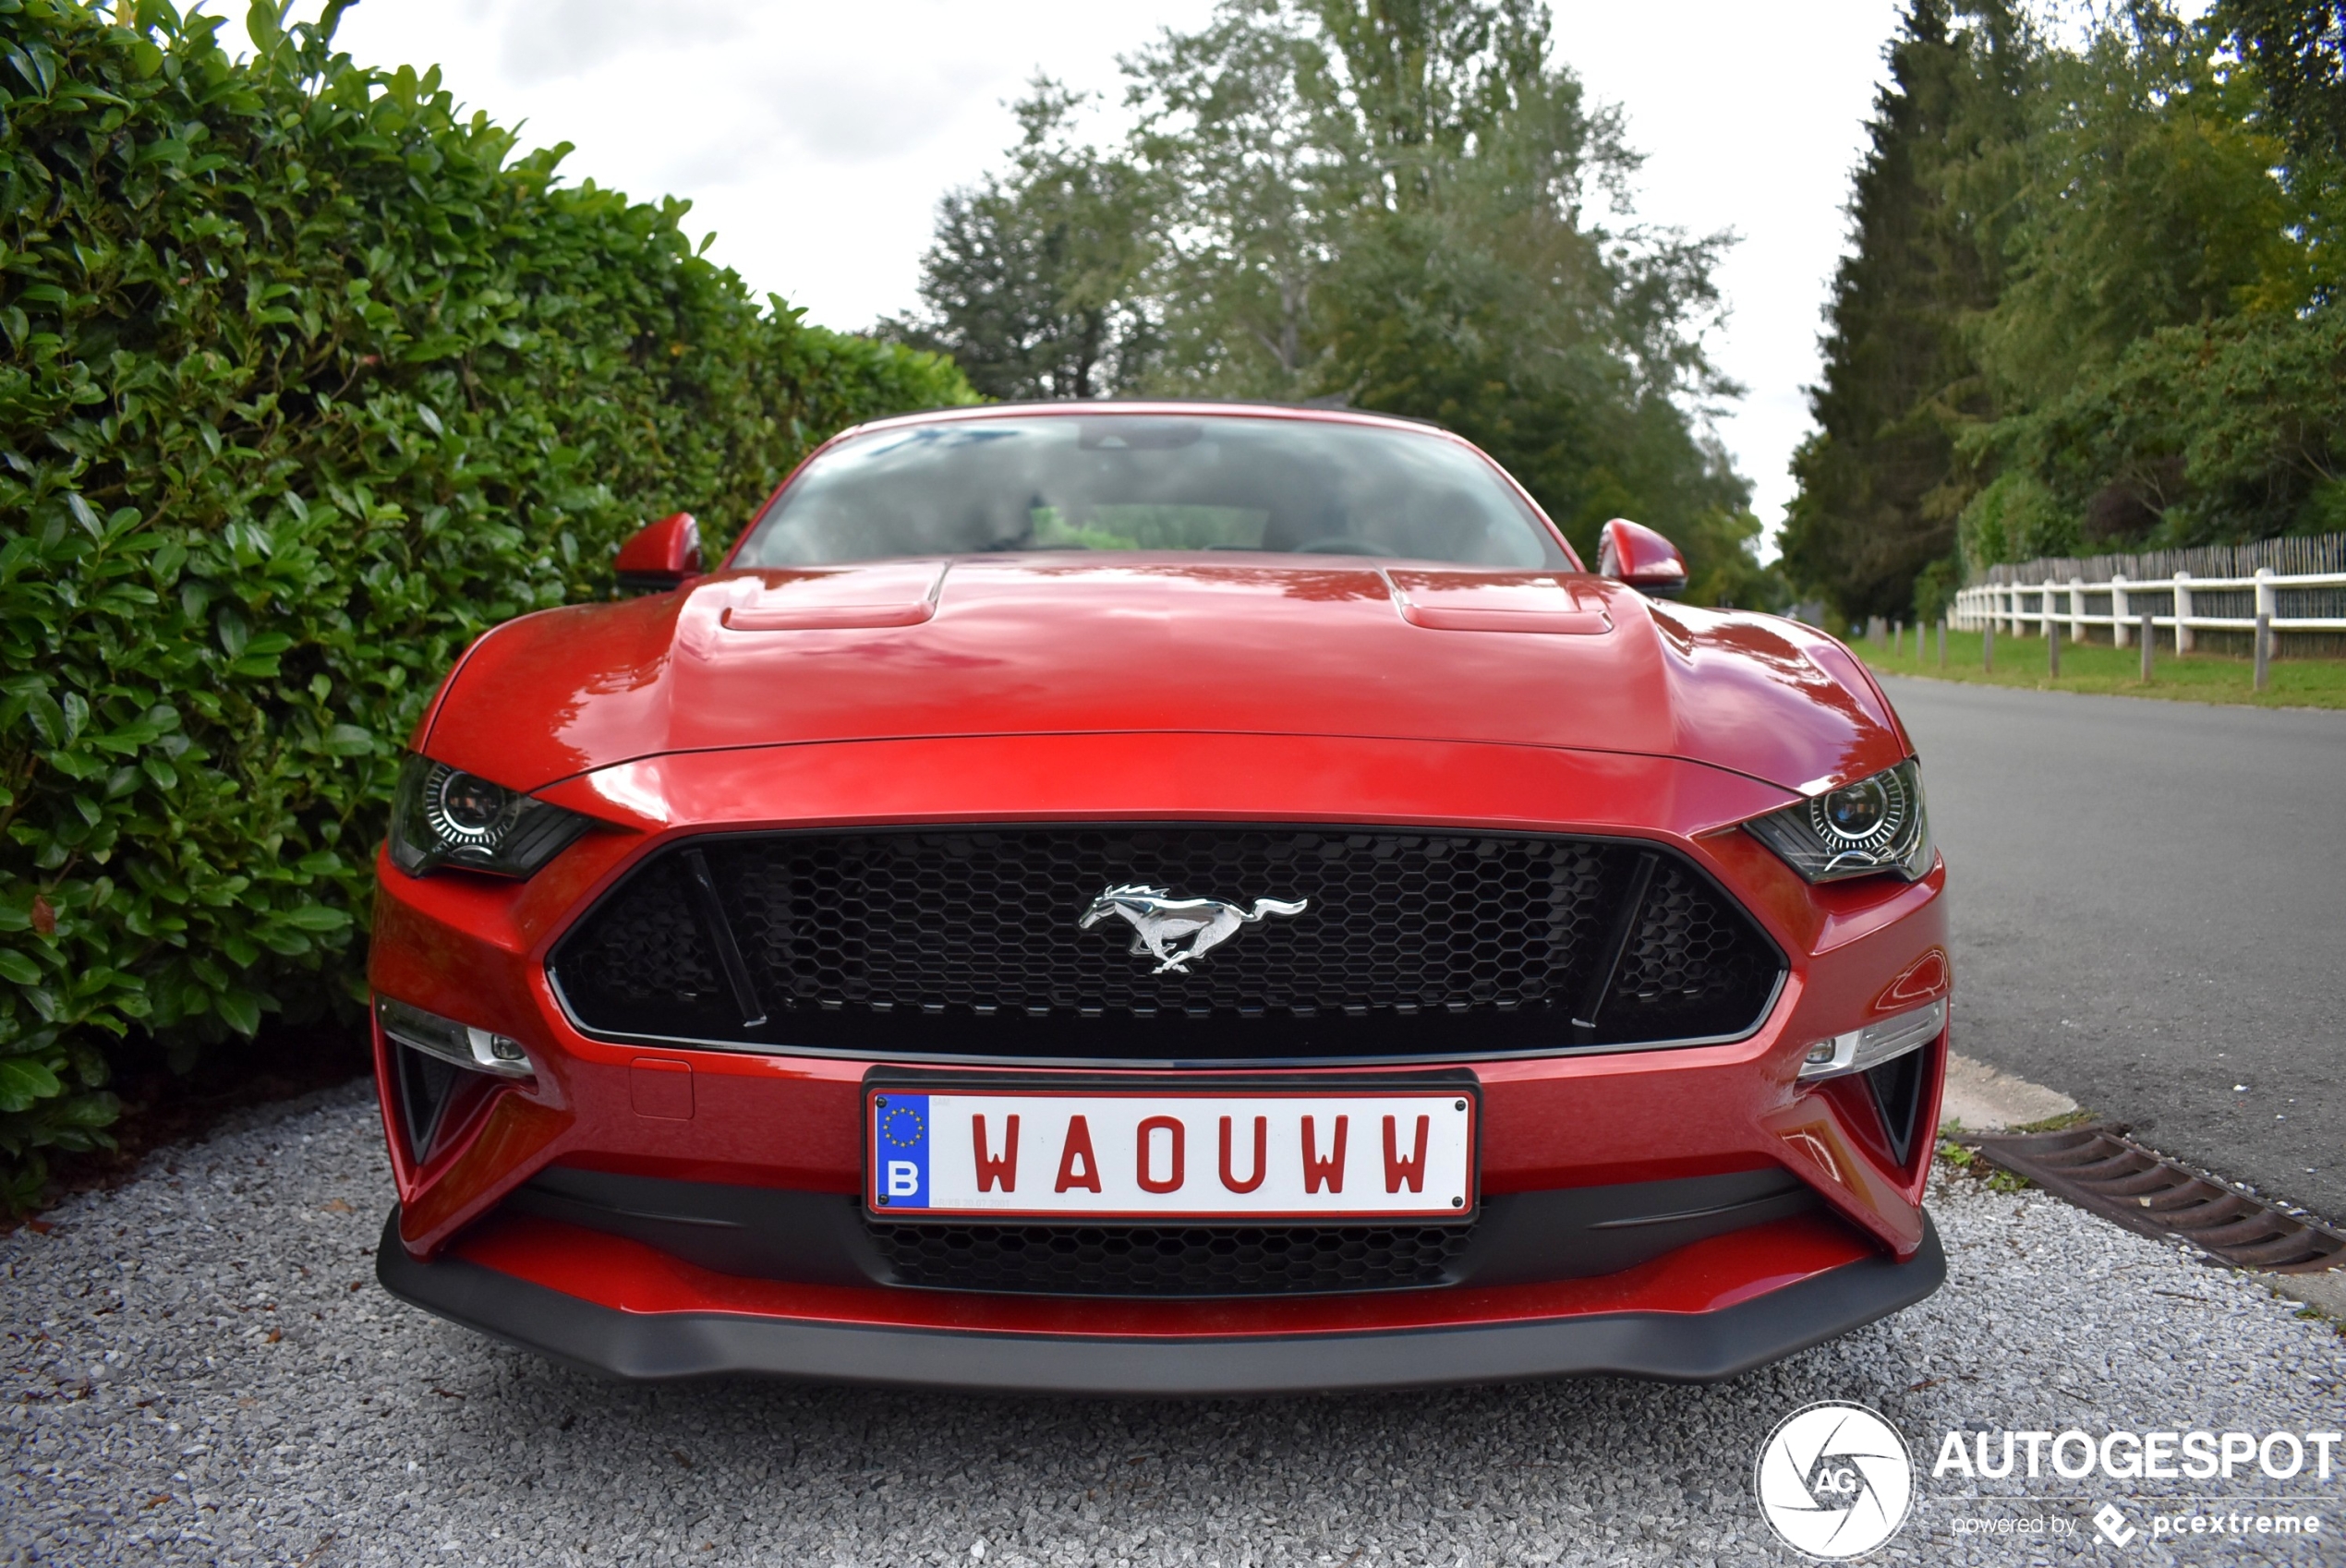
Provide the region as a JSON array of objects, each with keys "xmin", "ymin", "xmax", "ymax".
[
  {"xmin": 1935, "ymin": 1135, "xmax": 2034, "ymax": 1192},
  {"xmin": 1859, "ymin": 629, "xmax": 2346, "ymax": 709}
]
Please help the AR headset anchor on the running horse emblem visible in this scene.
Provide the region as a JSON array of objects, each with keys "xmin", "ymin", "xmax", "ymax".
[{"xmin": 1078, "ymin": 885, "xmax": 1309, "ymax": 974}]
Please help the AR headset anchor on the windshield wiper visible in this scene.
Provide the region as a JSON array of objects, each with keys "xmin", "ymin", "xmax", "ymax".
[{"xmin": 976, "ymin": 535, "xmax": 1088, "ymax": 551}]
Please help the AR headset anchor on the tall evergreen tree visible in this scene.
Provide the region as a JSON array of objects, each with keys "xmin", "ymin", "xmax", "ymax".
[
  {"xmin": 2222, "ymin": 0, "xmax": 2346, "ymax": 162},
  {"xmin": 1795, "ymin": 2, "xmax": 2334, "ymax": 584},
  {"xmin": 1781, "ymin": 1, "xmax": 2023, "ymax": 621}
]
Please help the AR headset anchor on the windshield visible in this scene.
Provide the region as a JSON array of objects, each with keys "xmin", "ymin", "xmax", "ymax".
[{"xmin": 732, "ymin": 413, "xmax": 1567, "ymax": 569}]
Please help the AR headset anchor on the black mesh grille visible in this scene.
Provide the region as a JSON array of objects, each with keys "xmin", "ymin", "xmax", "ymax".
[
  {"xmin": 1608, "ymin": 859, "xmax": 1776, "ymax": 1041},
  {"xmin": 723, "ymin": 829, "xmax": 1614, "ymax": 1018},
  {"xmin": 867, "ymin": 1220, "xmax": 1475, "ymax": 1297},
  {"xmin": 549, "ymin": 826, "xmax": 1782, "ymax": 1060},
  {"xmin": 556, "ymin": 852, "xmax": 724, "ymax": 1013}
]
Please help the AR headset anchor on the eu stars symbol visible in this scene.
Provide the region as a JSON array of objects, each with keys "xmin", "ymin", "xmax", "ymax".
[{"xmin": 875, "ymin": 1094, "xmax": 929, "ymax": 1209}]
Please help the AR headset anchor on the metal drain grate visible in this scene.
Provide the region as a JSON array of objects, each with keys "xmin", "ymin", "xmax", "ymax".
[{"xmin": 1968, "ymin": 1123, "xmax": 2345, "ymax": 1272}]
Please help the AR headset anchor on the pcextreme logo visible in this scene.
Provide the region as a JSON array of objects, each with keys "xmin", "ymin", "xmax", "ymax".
[{"xmin": 1754, "ymin": 1402, "xmax": 1916, "ymax": 1559}]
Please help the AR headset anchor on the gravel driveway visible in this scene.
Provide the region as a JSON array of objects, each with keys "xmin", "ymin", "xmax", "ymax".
[{"xmin": 6, "ymin": 1083, "xmax": 2341, "ymax": 1566}]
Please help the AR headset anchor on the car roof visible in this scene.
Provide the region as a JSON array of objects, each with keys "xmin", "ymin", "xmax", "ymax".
[{"xmin": 834, "ymin": 399, "xmax": 1459, "ymax": 442}]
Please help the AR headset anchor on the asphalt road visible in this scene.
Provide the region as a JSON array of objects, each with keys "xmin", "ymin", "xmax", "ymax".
[{"xmin": 1879, "ymin": 675, "xmax": 2346, "ymax": 1219}]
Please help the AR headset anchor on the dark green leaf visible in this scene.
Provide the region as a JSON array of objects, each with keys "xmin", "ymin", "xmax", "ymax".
[{"xmin": 0, "ymin": 1058, "xmax": 64, "ymax": 1115}]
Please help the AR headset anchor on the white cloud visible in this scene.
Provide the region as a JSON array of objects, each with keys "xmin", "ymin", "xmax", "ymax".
[
  {"xmin": 494, "ymin": 0, "xmax": 745, "ymax": 84},
  {"xmin": 748, "ymin": 56, "xmax": 1007, "ymax": 163},
  {"xmin": 324, "ymin": 0, "xmax": 1209, "ymax": 325}
]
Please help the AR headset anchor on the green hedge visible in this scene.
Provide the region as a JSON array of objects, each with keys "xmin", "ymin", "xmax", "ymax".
[{"xmin": 0, "ymin": 0, "xmax": 975, "ymax": 1202}]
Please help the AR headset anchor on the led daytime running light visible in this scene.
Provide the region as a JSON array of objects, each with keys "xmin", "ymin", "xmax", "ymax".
[
  {"xmin": 376, "ymin": 995, "xmax": 535, "ymax": 1080},
  {"xmin": 1798, "ymin": 997, "xmax": 1947, "ymax": 1081}
]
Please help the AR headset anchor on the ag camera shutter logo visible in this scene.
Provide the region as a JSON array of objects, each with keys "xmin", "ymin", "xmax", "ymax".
[{"xmin": 1755, "ymin": 1402, "xmax": 1916, "ymax": 1558}]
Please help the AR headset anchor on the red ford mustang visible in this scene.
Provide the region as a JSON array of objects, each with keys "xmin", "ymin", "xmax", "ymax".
[{"xmin": 369, "ymin": 403, "xmax": 1949, "ymax": 1393}]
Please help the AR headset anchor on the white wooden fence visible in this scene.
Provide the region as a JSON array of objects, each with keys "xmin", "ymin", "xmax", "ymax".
[{"xmin": 1950, "ymin": 568, "xmax": 2346, "ymax": 651}]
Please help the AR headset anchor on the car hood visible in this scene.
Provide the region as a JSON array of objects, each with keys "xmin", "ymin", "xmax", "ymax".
[{"xmin": 422, "ymin": 558, "xmax": 1908, "ymax": 797}]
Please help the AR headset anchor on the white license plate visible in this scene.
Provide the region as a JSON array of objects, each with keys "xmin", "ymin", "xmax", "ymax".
[{"xmin": 865, "ymin": 1087, "xmax": 1477, "ymax": 1220}]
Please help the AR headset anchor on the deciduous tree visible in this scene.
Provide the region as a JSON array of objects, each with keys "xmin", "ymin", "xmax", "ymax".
[
  {"xmin": 902, "ymin": 0, "xmax": 1772, "ymax": 597},
  {"xmin": 883, "ymin": 83, "xmax": 1158, "ymax": 401}
]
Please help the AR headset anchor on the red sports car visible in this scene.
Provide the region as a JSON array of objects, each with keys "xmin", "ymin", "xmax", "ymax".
[{"xmin": 369, "ymin": 403, "xmax": 1949, "ymax": 1393}]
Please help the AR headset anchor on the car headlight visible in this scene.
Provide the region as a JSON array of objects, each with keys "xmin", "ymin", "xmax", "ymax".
[
  {"xmin": 1746, "ymin": 760, "xmax": 1932, "ymax": 883},
  {"xmin": 388, "ymin": 754, "xmax": 590, "ymax": 877}
]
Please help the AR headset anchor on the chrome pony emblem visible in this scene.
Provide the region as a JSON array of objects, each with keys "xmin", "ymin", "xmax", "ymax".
[{"xmin": 1078, "ymin": 885, "xmax": 1309, "ymax": 974}]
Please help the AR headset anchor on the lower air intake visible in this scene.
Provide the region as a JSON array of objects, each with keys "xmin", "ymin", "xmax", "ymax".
[{"xmin": 866, "ymin": 1220, "xmax": 1477, "ymax": 1297}]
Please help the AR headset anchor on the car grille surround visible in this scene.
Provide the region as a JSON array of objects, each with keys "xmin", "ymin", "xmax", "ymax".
[{"xmin": 549, "ymin": 826, "xmax": 1784, "ymax": 1062}]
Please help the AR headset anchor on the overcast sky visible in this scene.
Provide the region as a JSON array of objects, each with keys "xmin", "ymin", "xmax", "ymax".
[{"xmin": 319, "ymin": 0, "xmax": 1910, "ymax": 550}]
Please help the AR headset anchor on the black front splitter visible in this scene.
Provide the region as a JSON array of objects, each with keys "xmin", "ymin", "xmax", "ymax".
[{"xmin": 375, "ymin": 1209, "xmax": 1943, "ymax": 1396}]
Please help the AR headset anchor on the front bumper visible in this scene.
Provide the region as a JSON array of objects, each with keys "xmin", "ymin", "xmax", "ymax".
[
  {"xmin": 376, "ymin": 1207, "xmax": 1944, "ymax": 1393},
  {"xmin": 368, "ymin": 732, "xmax": 1953, "ymax": 1390}
]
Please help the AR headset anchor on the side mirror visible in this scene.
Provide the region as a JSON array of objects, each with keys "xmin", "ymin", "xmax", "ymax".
[
  {"xmin": 1597, "ymin": 517, "xmax": 1687, "ymax": 598},
  {"xmin": 614, "ymin": 512, "xmax": 702, "ymax": 594}
]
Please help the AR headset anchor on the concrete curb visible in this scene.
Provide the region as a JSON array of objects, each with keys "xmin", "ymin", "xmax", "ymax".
[
  {"xmin": 2264, "ymin": 1271, "xmax": 2346, "ymax": 1321},
  {"xmin": 1936, "ymin": 1051, "xmax": 2080, "ymax": 1133}
]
